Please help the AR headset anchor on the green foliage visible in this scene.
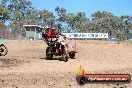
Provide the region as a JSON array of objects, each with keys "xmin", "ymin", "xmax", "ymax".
[
  {"xmin": 39, "ymin": 9, "xmax": 55, "ymax": 27},
  {"xmin": 91, "ymin": 11, "xmax": 132, "ymax": 41},
  {"xmin": 0, "ymin": 4, "xmax": 10, "ymax": 22},
  {"xmin": 1, "ymin": 0, "xmax": 33, "ymax": 37},
  {"xmin": 0, "ymin": 20, "xmax": 11, "ymax": 38},
  {"xmin": 92, "ymin": 11, "xmax": 113, "ymax": 20},
  {"xmin": 55, "ymin": 7, "xmax": 90, "ymax": 33}
]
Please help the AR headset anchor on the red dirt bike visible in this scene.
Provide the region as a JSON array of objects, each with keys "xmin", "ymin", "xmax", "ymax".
[{"xmin": 45, "ymin": 37, "xmax": 69, "ymax": 62}]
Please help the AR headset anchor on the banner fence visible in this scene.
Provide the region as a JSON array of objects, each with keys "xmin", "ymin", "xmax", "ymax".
[{"xmin": 62, "ymin": 33, "xmax": 108, "ymax": 39}]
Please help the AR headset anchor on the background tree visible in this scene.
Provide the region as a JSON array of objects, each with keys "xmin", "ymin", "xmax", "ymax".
[
  {"xmin": 0, "ymin": 2, "xmax": 10, "ymax": 38},
  {"xmin": 55, "ymin": 6, "xmax": 69, "ymax": 32},
  {"xmin": 121, "ymin": 15, "xmax": 132, "ymax": 39},
  {"xmin": 91, "ymin": 11, "xmax": 130, "ymax": 41},
  {"xmin": 55, "ymin": 7, "xmax": 90, "ymax": 33},
  {"xmin": 1, "ymin": 0, "xmax": 33, "ymax": 38},
  {"xmin": 38, "ymin": 9, "xmax": 55, "ymax": 27}
]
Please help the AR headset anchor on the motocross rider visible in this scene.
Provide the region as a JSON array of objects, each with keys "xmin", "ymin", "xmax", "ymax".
[{"xmin": 47, "ymin": 26, "xmax": 68, "ymax": 54}]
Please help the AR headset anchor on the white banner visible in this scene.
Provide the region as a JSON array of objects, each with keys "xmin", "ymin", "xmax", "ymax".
[{"xmin": 62, "ymin": 33, "xmax": 108, "ymax": 39}]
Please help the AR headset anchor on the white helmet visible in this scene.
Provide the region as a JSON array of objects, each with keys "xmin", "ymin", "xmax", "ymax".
[{"xmin": 45, "ymin": 26, "xmax": 50, "ymax": 29}]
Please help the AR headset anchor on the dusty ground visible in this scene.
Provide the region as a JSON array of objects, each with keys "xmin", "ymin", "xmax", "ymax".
[{"xmin": 0, "ymin": 40, "xmax": 132, "ymax": 88}]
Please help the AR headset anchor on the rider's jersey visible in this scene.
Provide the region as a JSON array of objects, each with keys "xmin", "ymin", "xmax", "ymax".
[{"xmin": 47, "ymin": 30, "xmax": 59, "ymax": 37}]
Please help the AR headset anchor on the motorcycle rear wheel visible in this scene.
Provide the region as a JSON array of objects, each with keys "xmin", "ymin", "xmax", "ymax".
[
  {"xmin": 46, "ymin": 47, "xmax": 53, "ymax": 60},
  {"xmin": 63, "ymin": 49, "xmax": 68, "ymax": 62}
]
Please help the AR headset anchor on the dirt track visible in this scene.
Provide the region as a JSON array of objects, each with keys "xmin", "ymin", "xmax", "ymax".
[{"xmin": 0, "ymin": 40, "xmax": 132, "ymax": 88}]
